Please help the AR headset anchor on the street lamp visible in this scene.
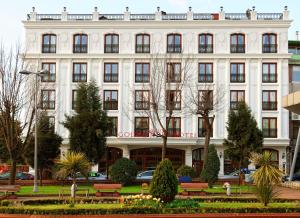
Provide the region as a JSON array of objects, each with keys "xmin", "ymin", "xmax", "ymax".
[{"xmin": 19, "ymin": 69, "xmax": 49, "ymax": 193}]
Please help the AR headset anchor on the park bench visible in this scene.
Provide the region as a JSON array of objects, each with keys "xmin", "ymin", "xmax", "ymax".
[
  {"xmin": 0, "ymin": 185, "xmax": 21, "ymax": 198},
  {"xmin": 180, "ymin": 183, "xmax": 208, "ymax": 196},
  {"xmin": 94, "ymin": 184, "xmax": 122, "ymax": 197},
  {"xmin": 58, "ymin": 187, "xmax": 90, "ymax": 198}
]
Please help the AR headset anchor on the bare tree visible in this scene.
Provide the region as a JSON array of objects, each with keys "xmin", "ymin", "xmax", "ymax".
[
  {"xmin": 129, "ymin": 52, "xmax": 193, "ymax": 160},
  {"xmin": 0, "ymin": 44, "xmax": 35, "ymax": 184},
  {"xmin": 185, "ymin": 83, "xmax": 225, "ymax": 167}
]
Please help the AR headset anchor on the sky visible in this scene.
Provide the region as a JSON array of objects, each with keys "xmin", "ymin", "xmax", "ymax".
[{"xmin": 0, "ymin": 0, "xmax": 299, "ymax": 46}]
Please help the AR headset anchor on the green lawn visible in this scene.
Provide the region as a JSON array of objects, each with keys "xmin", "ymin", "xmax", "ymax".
[{"xmin": 18, "ymin": 185, "xmax": 253, "ymax": 195}]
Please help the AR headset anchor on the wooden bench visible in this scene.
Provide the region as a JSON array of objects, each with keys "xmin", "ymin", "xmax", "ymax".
[
  {"xmin": 94, "ymin": 184, "xmax": 122, "ymax": 197},
  {"xmin": 0, "ymin": 185, "xmax": 21, "ymax": 198},
  {"xmin": 180, "ymin": 183, "xmax": 208, "ymax": 196},
  {"xmin": 58, "ymin": 187, "xmax": 90, "ymax": 198}
]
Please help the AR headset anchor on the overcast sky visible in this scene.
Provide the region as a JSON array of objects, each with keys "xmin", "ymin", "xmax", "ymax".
[{"xmin": 0, "ymin": 0, "xmax": 299, "ymax": 47}]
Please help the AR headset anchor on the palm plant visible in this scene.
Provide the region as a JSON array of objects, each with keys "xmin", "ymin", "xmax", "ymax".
[
  {"xmin": 250, "ymin": 151, "xmax": 283, "ymax": 206},
  {"xmin": 56, "ymin": 151, "xmax": 90, "ymax": 201}
]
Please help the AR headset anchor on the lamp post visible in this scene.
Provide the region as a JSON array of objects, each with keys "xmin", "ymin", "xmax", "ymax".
[{"xmin": 19, "ymin": 69, "xmax": 48, "ymax": 192}]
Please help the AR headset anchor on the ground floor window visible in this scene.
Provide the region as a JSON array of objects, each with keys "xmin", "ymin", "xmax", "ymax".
[{"xmin": 97, "ymin": 147, "xmax": 123, "ymax": 173}]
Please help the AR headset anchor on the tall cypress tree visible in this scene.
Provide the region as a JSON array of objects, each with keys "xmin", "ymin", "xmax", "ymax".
[
  {"xmin": 224, "ymin": 102, "xmax": 263, "ymax": 184},
  {"xmin": 63, "ymin": 81, "xmax": 110, "ymax": 171}
]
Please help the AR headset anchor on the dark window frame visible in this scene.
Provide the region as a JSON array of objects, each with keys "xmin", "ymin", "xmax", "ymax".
[
  {"xmin": 104, "ymin": 33, "xmax": 119, "ymax": 53},
  {"xmin": 198, "ymin": 33, "xmax": 213, "ymax": 53},
  {"xmin": 262, "ymin": 117, "xmax": 277, "ymax": 138},
  {"xmin": 262, "ymin": 33, "xmax": 277, "ymax": 53},
  {"xmin": 135, "ymin": 90, "xmax": 150, "ymax": 110},
  {"xmin": 104, "ymin": 63, "xmax": 119, "ymax": 82},
  {"xmin": 262, "ymin": 63, "xmax": 277, "ymax": 83},
  {"xmin": 135, "ymin": 34, "xmax": 150, "ymax": 53},
  {"xmin": 230, "ymin": 63, "xmax": 245, "ymax": 83},
  {"xmin": 167, "ymin": 63, "xmax": 181, "ymax": 83},
  {"xmin": 230, "ymin": 33, "xmax": 245, "ymax": 53},
  {"xmin": 108, "ymin": 117, "xmax": 118, "ymax": 136},
  {"xmin": 199, "ymin": 63, "xmax": 213, "ymax": 83},
  {"xmin": 41, "ymin": 62, "xmax": 56, "ymax": 82},
  {"xmin": 166, "ymin": 90, "xmax": 181, "ymax": 110},
  {"xmin": 230, "ymin": 90, "xmax": 245, "ymax": 110},
  {"xmin": 262, "ymin": 90, "xmax": 277, "ymax": 111},
  {"xmin": 167, "ymin": 33, "xmax": 182, "ymax": 53},
  {"xmin": 72, "ymin": 63, "xmax": 87, "ymax": 82},
  {"xmin": 41, "ymin": 89, "xmax": 55, "ymax": 110},
  {"xmin": 103, "ymin": 90, "xmax": 118, "ymax": 110},
  {"xmin": 134, "ymin": 117, "xmax": 150, "ymax": 137},
  {"xmin": 167, "ymin": 117, "xmax": 181, "ymax": 137},
  {"xmin": 198, "ymin": 90, "xmax": 213, "ymax": 110},
  {"xmin": 198, "ymin": 117, "xmax": 213, "ymax": 137},
  {"xmin": 42, "ymin": 34, "xmax": 56, "ymax": 53},
  {"xmin": 135, "ymin": 63, "xmax": 150, "ymax": 83},
  {"xmin": 73, "ymin": 34, "xmax": 88, "ymax": 53}
]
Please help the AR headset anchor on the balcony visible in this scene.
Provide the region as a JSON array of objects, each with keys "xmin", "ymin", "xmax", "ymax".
[
  {"xmin": 230, "ymin": 74, "xmax": 245, "ymax": 83},
  {"xmin": 168, "ymin": 128, "xmax": 181, "ymax": 137},
  {"xmin": 199, "ymin": 74, "xmax": 213, "ymax": 83},
  {"xmin": 199, "ymin": 44, "xmax": 213, "ymax": 53},
  {"xmin": 104, "ymin": 74, "xmax": 118, "ymax": 82},
  {"xmin": 104, "ymin": 101, "xmax": 118, "ymax": 110},
  {"xmin": 136, "ymin": 44, "xmax": 150, "ymax": 53},
  {"xmin": 42, "ymin": 44, "xmax": 56, "ymax": 53},
  {"xmin": 263, "ymin": 129, "xmax": 277, "ymax": 138},
  {"xmin": 134, "ymin": 129, "xmax": 149, "ymax": 137},
  {"xmin": 73, "ymin": 44, "xmax": 87, "ymax": 53},
  {"xmin": 167, "ymin": 45, "xmax": 181, "ymax": 53},
  {"xmin": 262, "ymin": 44, "xmax": 277, "ymax": 53},
  {"xmin": 135, "ymin": 101, "xmax": 150, "ymax": 110},
  {"xmin": 105, "ymin": 44, "xmax": 119, "ymax": 53},
  {"xmin": 135, "ymin": 74, "xmax": 150, "ymax": 83},
  {"xmin": 262, "ymin": 74, "xmax": 277, "ymax": 83},
  {"xmin": 262, "ymin": 102, "xmax": 277, "ymax": 110},
  {"xmin": 230, "ymin": 44, "xmax": 245, "ymax": 53}
]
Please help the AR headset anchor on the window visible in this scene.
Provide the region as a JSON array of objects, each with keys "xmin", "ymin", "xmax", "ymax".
[
  {"xmin": 167, "ymin": 63, "xmax": 181, "ymax": 82},
  {"xmin": 262, "ymin": 118, "xmax": 277, "ymax": 138},
  {"xmin": 262, "ymin": 91, "xmax": 277, "ymax": 110},
  {"xmin": 41, "ymin": 63, "xmax": 56, "ymax": 82},
  {"xmin": 199, "ymin": 63, "xmax": 213, "ymax": 82},
  {"xmin": 262, "ymin": 33, "xmax": 277, "ymax": 53},
  {"xmin": 198, "ymin": 117, "xmax": 213, "ymax": 137},
  {"xmin": 42, "ymin": 34, "xmax": 56, "ymax": 53},
  {"xmin": 103, "ymin": 90, "xmax": 118, "ymax": 110},
  {"xmin": 104, "ymin": 34, "xmax": 119, "ymax": 53},
  {"xmin": 135, "ymin": 63, "xmax": 150, "ymax": 82},
  {"xmin": 167, "ymin": 117, "xmax": 181, "ymax": 137},
  {"xmin": 136, "ymin": 34, "xmax": 150, "ymax": 53},
  {"xmin": 73, "ymin": 63, "xmax": 87, "ymax": 82},
  {"xmin": 230, "ymin": 34, "xmax": 245, "ymax": 53},
  {"xmin": 198, "ymin": 90, "xmax": 213, "ymax": 110},
  {"xmin": 262, "ymin": 63, "xmax": 277, "ymax": 83},
  {"xmin": 167, "ymin": 34, "xmax": 181, "ymax": 53},
  {"xmin": 134, "ymin": 117, "xmax": 149, "ymax": 137},
  {"xmin": 104, "ymin": 63, "xmax": 118, "ymax": 82},
  {"xmin": 41, "ymin": 90, "xmax": 55, "ymax": 109},
  {"xmin": 72, "ymin": 90, "xmax": 78, "ymax": 110},
  {"xmin": 166, "ymin": 91, "xmax": 181, "ymax": 110},
  {"xmin": 73, "ymin": 34, "xmax": 88, "ymax": 53},
  {"xmin": 108, "ymin": 117, "xmax": 118, "ymax": 136},
  {"xmin": 230, "ymin": 63, "xmax": 245, "ymax": 83},
  {"xmin": 135, "ymin": 90, "xmax": 150, "ymax": 110},
  {"xmin": 199, "ymin": 34, "xmax": 213, "ymax": 53},
  {"xmin": 292, "ymin": 66, "xmax": 300, "ymax": 82},
  {"xmin": 230, "ymin": 90, "xmax": 245, "ymax": 110}
]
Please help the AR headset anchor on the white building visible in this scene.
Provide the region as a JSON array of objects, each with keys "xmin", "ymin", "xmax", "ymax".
[{"xmin": 23, "ymin": 6, "xmax": 292, "ymax": 175}]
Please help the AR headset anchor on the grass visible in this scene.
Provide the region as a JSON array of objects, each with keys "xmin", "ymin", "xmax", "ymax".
[{"xmin": 18, "ymin": 184, "xmax": 253, "ymax": 195}]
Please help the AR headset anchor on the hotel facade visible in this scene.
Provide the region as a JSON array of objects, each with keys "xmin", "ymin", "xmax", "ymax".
[{"xmin": 23, "ymin": 6, "xmax": 292, "ymax": 175}]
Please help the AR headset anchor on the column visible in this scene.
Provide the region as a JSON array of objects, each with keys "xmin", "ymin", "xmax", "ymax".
[
  {"xmin": 122, "ymin": 145, "xmax": 130, "ymax": 159},
  {"xmin": 185, "ymin": 146, "xmax": 192, "ymax": 167}
]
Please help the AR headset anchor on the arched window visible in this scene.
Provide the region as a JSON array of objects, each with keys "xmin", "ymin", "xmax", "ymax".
[
  {"xmin": 136, "ymin": 34, "xmax": 150, "ymax": 53},
  {"xmin": 230, "ymin": 33, "xmax": 245, "ymax": 53},
  {"xmin": 42, "ymin": 34, "xmax": 56, "ymax": 53},
  {"xmin": 199, "ymin": 34, "xmax": 213, "ymax": 53},
  {"xmin": 167, "ymin": 33, "xmax": 182, "ymax": 53},
  {"xmin": 73, "ymin": 34, "xmax": 88, "ymax": 53},
  {"xmin": 104, "ymin": 34, "xmax": 119, "ymax": 53},
  {"xmin": 262, "ymin": 33, "xmax": 277, "ymax": 53}
]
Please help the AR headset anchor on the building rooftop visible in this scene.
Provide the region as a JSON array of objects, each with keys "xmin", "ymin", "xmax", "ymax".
[{"xmin": 26, "ymin": 6, "xmax": 289, "ymax": 22}]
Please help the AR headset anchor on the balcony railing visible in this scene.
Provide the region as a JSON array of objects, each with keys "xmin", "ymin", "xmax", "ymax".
[
  {"xmin": 167, "ymin": 45, "xmax": 181, "ymax": 53},
  {"xmin": 225, "ymin": 13, "xmax": 248, "ymax": 20},
  {"xmin": 135, "ymin": 74, "xmax": 150, "ymax": 83},
  {"xmin": 42, "ymin": 44, "xmax": 56, "ymax": 53},
  {"xmin": 104, "ymin": 101, "xmax": 118, "ymax": 110},
  {"xmin": 135, "ymin": 101, "xmax": 150, "ymax": 110},
  {"xmin": 193, "ymin": 13, "xmax": 215, "ymax": 20},
  {"xmin": 198, "ymin": 128, "xmax": 213, "ymax": 137},
  {"xmin": 257, "ymin": 13, "xmax": 283, "ymax": 20},
  {"xmin": 199, "ymin": 74, "xmax": 213, "ymax": 83},
  {"xmin": 136, "ymin": 44, "xmax": 150, "ymax": 53},
  {"xmin": 230, "ymin": 101, "xmax": 244, "ymax": 110},
  {"xmin": 73, "ymin": 74, "xmax": 87, "ymax": 82},
  {"xmin": 167, "ymin": 74, "xmax": 181, "ymax": 82},
  {"xmin": 262, "ymin": 102, "xmax": 277, "ymax": 110},
  {"xmin": 263, "ymin": 129, "xmax": 277, "ymax": 138},
  {"xmin": 41, "ymin": 74, "xmax": 56, "ymax": 82},
  {"xmin": 262, "ymin": 74, "xmax": 277, "ymax": 83},
  {"xmin": 108, "ymin": 128, "xmax": 118, "ymax": 136},
  {"xmin": 104, "ymin": 74, "xmax": 118, "ymax": 82},
  {"xmin": 105, "ymin": 44, "xmax": 119, "ymax": 53},
  {"xmin": 231, "ymin": 44, "xmax": 245, "ymax": 53},
  {"xmin": 68, "ymin": 14, "xmax": 92, "ymax": 20},
  {"xmin": 168, "ymin": 128, "xmax": 181, "ymax": 137},
  {"xmin": 162, "ymin": 13, "xmax": 187, "ymax": 20},
  {"xmin": 230, "ymin": 74, "xmax": 245, "ymax": 83},
  {"xmin": 41, "ymin": 101, "xmax": 55, "ymax": 110},
  {"xmin": 130, "ymin": 14, "xmax": 155, "ymax": 20},
  {"xmin": 262, "ymin": 44, "xmax": 277, "ymax": 53},
  {"xmin": 166, "ymin": 102, "xmax": 181, "ymax": 110},
  {"xmin": 199, "ymin": 44, "xmax": 213, "ymax": 53},
  {"xmin": 73, "ymin": 44, "xmax": 87, "ymax": 53}
]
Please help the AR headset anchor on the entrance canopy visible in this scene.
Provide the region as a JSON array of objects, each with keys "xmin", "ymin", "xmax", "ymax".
[{"xmin": 282, "ymin": 91, "xmax": 300, "ymax": 114}]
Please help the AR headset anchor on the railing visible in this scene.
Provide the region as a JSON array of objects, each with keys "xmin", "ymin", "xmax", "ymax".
[
  {"xmin": 36, "ymin": 14, "xmax": 61, "ymax": 20},
  {"xmin": 166, "ymin": 102, "xmax": 181, "ymax": 110},
  {"xmin": 198, "ymin": 129, "xmax": 213, "ymax": 137},
  {"xmin": 262, "ymin": 74, "xmax": 277, "ymax": 83},
  {"xmin": 135, "ymin": 101, "xmax": 150, "ymax": 110},
  {"xmin": 104, "ymin": 101, "xmax": 118, "ymax": 110},
  {"xmin": 104, "ymin": 44, "xmax": 119, "ymax": 53},
  {"xmin": 168, "ymin": 128, "xmax": 181, "ymax": 137},
  {"xmin": 104, "ymin": 74, "xmax": 118, "ymax": 82},
  {"xmin": 134, "ymin": 130, "xmax": 149, "ymax": 137},
  {"xmin": 230, "ymin": 101, "xmax": 244, "ymax": 110},
  {"xmin": 162, "ymin": 13, "xmax": 187, "ymax": 20},
  {"xmin": 167, "ymin": 45, "xmax": 181, "ymax": 53},
  {"xmin": 199, "ymin": 74, "xmax": 213, "ymax": 83},
  {"xmin": 68, "ymin": 14, "xmax": 92, "ymax": 20},
  {"xmin": 41, "ymin": 101, "xmax": 55, "ymax": 110},
  {"xmin": 230, "ymin": 44, "xmax": 245, "ymax": 53},
  {"xmin": 225, "ymin": 13, "xmax": 249, "ymax": 20},
  {"xmin": 193, "ymin": 13, "xmax": 214, "ymax": 20},
  {"xmin": 262, "ymin": 102, "xmax": 277, "ymax": 110},
  {"xmin": 101, "ymin": 14, "xmax": 124, "ymax": 20},
  {"xmin": 73, "ymin": 44, "xmax": 88, "ymax": 53},
  {"xmin": 230, "ymin": 74, "xmax": 245, "ymax": 83},
  {"xmin": 262, "ymin": 44, "xmax": 278, "ymax": 53},
  {"xmin": 136, "ymin": 44, "xmax": 150, "ymax": 53},
  {"xmin": 167, "ymin": 74, "xmax": 181, "ymax": 82},
  {"xmin": 263, "ymin": 129, "xmax": 277, "ymax": 138},
  {"xmin": 73, "ymin": 74, "xmax": 87, "ymax": 82},
  {"xmin": 41, "ymin": 74, "xmax": 56, "ymax": 82},
  {"xmin": 130, "ymin": 14, "xmax": 155, "ymax": 20},
  {"xmin": 199, "ymin": 44, "xmax": 213, "ymax": 53},
  {"xmin": 42, "ymin": 44, "xmax": 56, "ymax": 53},
  {"xmin": 135, "ymin": 74, "xmax": 150, "ymax": 83},
  {"xmin": 257, "ymin": 13, "xmax": 283, "ymax": 20}
]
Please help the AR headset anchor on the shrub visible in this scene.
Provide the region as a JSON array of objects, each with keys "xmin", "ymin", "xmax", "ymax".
[
  {"xmin": 255, "ymin": 184, "xmax": 278, "ymax": 207},
  {"xmin": 150, "ymin": 159, "xmax": 178, "ymax": 203},
  {"xmin": 177, "ymin": 165, "xmax": 195, "ymax": 178},
  {"xmin": 0, "ymin": 200, "xmax": 10, "ymax": 206},
  {"xmin": 110, "ymin": 158, "xmax": 138, "ymax": 186},
  {"xmin": 200, "ymin": 144, "xmax": 220, "ymax": 188},
  {"xmin": 166, "ymin": 199, "xmax": 199, "ymax": 208}
]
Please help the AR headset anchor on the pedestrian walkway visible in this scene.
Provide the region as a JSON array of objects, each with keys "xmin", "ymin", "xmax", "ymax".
[{"xmin": 275, "ymin": 186, "xmax": 300, "ymax": 200}]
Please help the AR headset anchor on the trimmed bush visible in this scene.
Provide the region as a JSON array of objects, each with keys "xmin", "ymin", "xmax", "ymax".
[
  {"xmin": 110, "ymin": 158, "xmax": 138, "ymax": 186},
  {"xmin": 200, "ymin": 144, "xmax": 220, "ymax": 188},
  {"xmin": 150, "ymin": 159, "xmax": 178, "ymax": 203},
  {"xmin": 177, "ymin": 165, "xmax": 195, "ymax": 178}
]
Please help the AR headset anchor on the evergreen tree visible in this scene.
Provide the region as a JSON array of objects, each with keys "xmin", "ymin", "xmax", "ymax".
[
  {"xmin": 224, "ymin": 102, "xmax": 263, "ymax": 184},
  {"xmin": 25, "ymin": 114, "xmax": 62, "ymax": 185},
  {"xmin": 200, "ymin": 144, "xmax": 220, "ymax": 188},
  {"xmin": 63, "ymin": 81, "xmax": 110, "ymax": 171}
]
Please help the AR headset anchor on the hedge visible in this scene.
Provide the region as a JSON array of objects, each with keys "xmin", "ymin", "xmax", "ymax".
[{"xmin": 0, "ymin": 206, "xmax": 300, "ymax": 215}]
